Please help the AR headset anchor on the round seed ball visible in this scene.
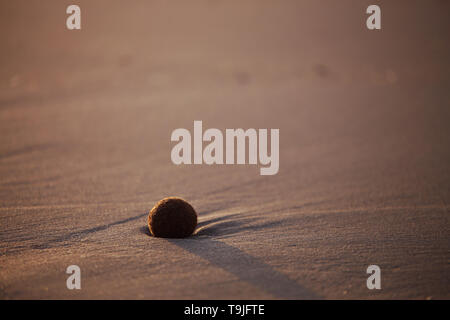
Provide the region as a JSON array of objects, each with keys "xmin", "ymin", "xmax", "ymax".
[{"xmin": 148, "ymin": 197, "xmax": 197, "ymax": 238}]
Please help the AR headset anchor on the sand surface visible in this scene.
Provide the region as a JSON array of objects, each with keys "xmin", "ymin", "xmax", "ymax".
[{"xmin": 0, "ymin": 1, "xmax": 449, "ymax": 299}]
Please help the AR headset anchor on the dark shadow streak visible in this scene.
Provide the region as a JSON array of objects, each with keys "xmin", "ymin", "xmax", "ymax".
[
  {"xmin": 196, "ymin": 213, "xmax": 240, "ymax": 228},
  {"xmin": 168, "ymin": 238, "xmax": 319, "ymax": 299},
  {"xmin": 32, "ymin": 212, "xmax": 148, "ymax": 250},
  {"xmin": 142, "ymin": 214, "xmax": 319, "ymax": 299},
  {"xmin": 195, "ymin": 218, "xmax": 285, "ymax": 237},
  {"xmin": 0, "ymin": 144, "xmax": 54, "ymax": 161},
  {"xmin": 139, "ymin": 225, "xmax": 151, "ymax": 236}
]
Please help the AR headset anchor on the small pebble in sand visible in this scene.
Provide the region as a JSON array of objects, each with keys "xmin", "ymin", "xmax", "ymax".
[{"xmin": 148, "ymin": 197, "xmax": 197, "ymax": 238}]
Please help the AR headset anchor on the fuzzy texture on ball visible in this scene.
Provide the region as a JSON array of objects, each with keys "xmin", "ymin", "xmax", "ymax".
[{"xmin": 148, "ymin": 197, "xmax": 197, "ymax": 238}]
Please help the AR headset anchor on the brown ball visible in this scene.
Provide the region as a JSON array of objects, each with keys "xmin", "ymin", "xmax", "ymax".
[{"xmin": 148, "ymin": 197, "xmax": 197, "ymax": 238}]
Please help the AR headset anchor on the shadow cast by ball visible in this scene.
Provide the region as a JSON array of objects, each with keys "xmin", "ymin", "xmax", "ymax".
[
  {"xmin": 168, "ymin": 236, "xmax": 318, "ymax": 299},
  {"xmin": 139, "ymin": 225, "xmax": 152, "ymax": 237},
  {"xmin": 145, "ymin": 212, "xmax": 319, "ymax": 299}
]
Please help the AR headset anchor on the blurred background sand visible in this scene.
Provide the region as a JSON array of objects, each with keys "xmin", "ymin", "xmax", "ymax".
[{"xmin": 0, "ymin": 0, "xmax": 449, "ymax": 299}]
